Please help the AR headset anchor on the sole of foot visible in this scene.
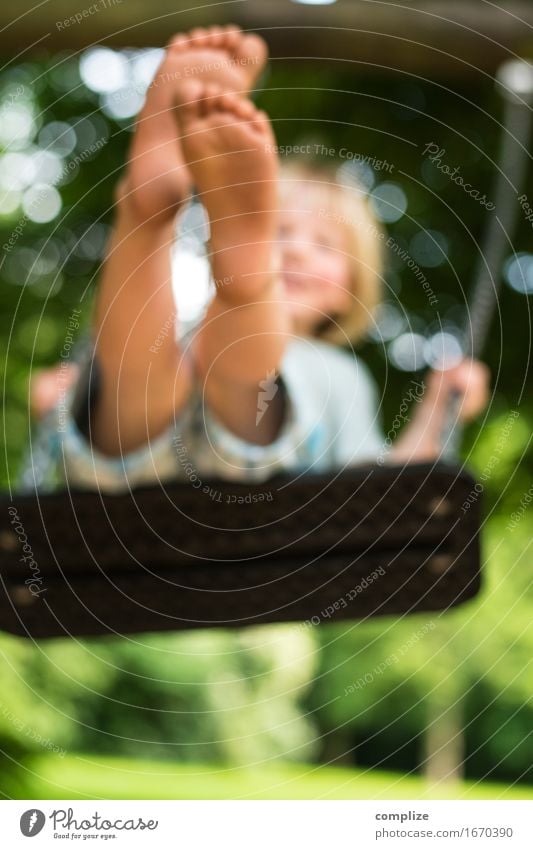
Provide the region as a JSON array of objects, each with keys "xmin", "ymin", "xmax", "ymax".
[
  {"xmin": 175, "ymin": 81, "xmax": 278, "ymax": 298},
  {"xmin": 125, "ymin": 24, "xmax": 269, "ymax": 223}
]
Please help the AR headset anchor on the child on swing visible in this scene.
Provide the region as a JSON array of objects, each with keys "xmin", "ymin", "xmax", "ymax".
[{"xmin": 45, "ymin": 25, "xmax": 488, "ymax": 492}]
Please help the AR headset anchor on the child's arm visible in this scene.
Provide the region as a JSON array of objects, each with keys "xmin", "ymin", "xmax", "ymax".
[{"xmin": 388, "ymin": 361, "xmax": 490, "ymax": 462}]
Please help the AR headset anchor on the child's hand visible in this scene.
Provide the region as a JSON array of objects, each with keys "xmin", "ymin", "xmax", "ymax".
[
  {"xmin": 388, "ymin": 359, "xmax": 490, "ymax": 463},
  {"xmin": 30, "ymin": 364, "xmax": 80, "ymax": 421},
  {"xmin": 426, "ymin": 359, "xmax": 490, "ymax": 422}
]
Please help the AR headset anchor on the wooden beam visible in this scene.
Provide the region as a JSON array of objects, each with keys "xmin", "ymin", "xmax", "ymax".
[{"xmin": 1, "ymin": 1, "xmax": 533, "ymax": 77}]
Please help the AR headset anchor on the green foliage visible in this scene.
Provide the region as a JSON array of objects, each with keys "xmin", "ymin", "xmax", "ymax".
[
  {"xmin": 306, "ymin": 500, "xmax": 533, "ymax": 781},
  {"xmin": 0, "ymin": 627, "xmax": 319, "ymax": 769}
]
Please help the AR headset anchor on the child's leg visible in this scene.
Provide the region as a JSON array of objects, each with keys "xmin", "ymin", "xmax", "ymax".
[
  {"xmin": 90, "ymin": 203, "xmax": 189, "ymax": 457},
  {"xmin": 126, "ymin": 25, "xmax": 268, "ymax": 221},
  {"xmin": 175, "ymin": 82, "xmax": 290, "ymax": 446},
  {"xmin": 89, "ymin": 29, "xmax": 268, "ymax": 457}
]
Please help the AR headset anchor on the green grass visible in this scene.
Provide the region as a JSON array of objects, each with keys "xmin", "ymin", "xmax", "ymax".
[{"xmin": 5, "ymin": 754, "xmax": 532, "ymax": 800}]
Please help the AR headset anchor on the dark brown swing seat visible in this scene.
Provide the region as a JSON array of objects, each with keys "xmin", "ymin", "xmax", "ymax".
[{"xmin": 0, "ymin": 461, "xmax": 481, "ymax": 639}]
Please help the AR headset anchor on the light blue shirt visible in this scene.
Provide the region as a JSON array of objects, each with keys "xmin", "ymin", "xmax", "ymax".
[{"xmin": 60, "ymin": 336, "xmax": 384, "ymax": 493}]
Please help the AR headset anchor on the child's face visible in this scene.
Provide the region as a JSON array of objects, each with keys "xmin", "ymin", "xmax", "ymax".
[{"xmin": 276, "ymin": 197, "xmax": 353, "ymax": 336}]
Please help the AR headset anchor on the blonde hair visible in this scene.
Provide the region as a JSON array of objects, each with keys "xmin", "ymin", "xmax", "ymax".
[{"xmin": 278, "ymin": 162, "xmax": 384, "ymax": 347}]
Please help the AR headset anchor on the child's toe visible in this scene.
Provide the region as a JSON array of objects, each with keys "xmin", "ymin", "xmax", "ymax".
[
  {"xmin": 251, "ymin": 109, "xmax": 273, "ymax": 138},
  {"xmin": 201, "ymin": 83, "xmax": 224, "ymax": 115},
  {"xmin": 233, "ymin": 96, "xmax": 257, "ymax": 120},
  {"xmin": 189, "ymin": 27, "xmax": 210, "ymax": 48},
  {"xmin": 168, "ymin": 34, "xmax": 187, "ymax": 50},
  {"xmin": 236, "ymin": 32, "xmax": 269, "ymax": 72},
  {"xmin": 175, "ymin": 80, "xmax": 205, "ymax": 121},
  {"xmin": 205, "ymin": 25, "xmax": 225, "ymax": 48},
  {"xmin": 222, "ymin": 24, "xmax": 242, "ymax": 51},
  {"xmin": 215, "ymin": 90, "xmax": 250, "ymax": 121}
]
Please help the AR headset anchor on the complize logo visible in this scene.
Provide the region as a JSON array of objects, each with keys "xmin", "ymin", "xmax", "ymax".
[{"xmin": 20, "ymin": 809, "xmax": 46, "ymax": 837}]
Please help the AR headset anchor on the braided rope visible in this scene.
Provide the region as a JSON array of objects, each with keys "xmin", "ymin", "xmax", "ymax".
[{"xmin": 440, "ymin": 88, "xmax": 532, "ymax": 458}]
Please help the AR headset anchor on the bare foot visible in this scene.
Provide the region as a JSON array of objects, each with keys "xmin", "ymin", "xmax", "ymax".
[
  {"xmin": 175, "ymin": 81, "xmax": 278, "ymax": 298},
  {"xmin": 125, "ymin": 25, "xmax": 268, "ymax": 222}
]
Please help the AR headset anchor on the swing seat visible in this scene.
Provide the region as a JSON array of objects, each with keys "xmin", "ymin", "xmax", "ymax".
[{"xmin": 0, "ymin": 461, "xmax": 481, "ymax": 639}]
